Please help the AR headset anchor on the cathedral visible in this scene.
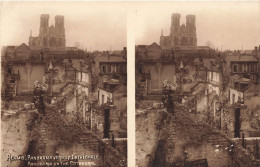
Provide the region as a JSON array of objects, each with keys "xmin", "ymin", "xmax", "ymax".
[
  {"xmin": 29, "ymin": 14, "xmax": 66, "ymax": 50},
  {"xmin": 160, "ymin": 13, "xmax": 197, "ymax": 50}
]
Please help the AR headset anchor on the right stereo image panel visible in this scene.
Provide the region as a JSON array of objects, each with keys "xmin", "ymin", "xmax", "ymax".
[{"xmin": 135, "ymin": 2, "xmax": 260, "ymax": 167}]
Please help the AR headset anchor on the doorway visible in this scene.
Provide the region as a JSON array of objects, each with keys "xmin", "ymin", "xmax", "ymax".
[
  {"xmin": 104, "ymin": 109, "xmax": 110, "ymax": 138},
  {"xmin": 234, "ymin": 108, "xmax": 241, "ymax": 138}
]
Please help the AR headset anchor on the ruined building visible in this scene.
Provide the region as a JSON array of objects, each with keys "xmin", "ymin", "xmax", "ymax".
[
  {"xmin": 160, "ymin": 13, "xmax": 197, "ymax": 50},
  {"xmin": 29, "ymin": 14, "xmax": 66, "ymax": 50}
]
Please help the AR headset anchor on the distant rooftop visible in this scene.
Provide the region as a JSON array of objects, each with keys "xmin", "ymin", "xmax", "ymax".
[{"xmin": 226, "ymin": 54, "xmax": 257, "ymax": 62}]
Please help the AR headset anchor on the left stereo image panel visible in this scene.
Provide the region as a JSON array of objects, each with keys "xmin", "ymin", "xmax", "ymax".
[{"xmin": 1, "ymin": 2, "xmax": 127, "ymax": 167}]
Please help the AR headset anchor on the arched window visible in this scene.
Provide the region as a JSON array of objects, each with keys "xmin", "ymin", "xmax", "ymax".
[
  {"xmin": 190, "ymin": 38, "xmax": 193, "ymax": 46},
  {"xmin": 59, "ymin": 38, "xmax": 63, "ymax": 46},
  {"xmin": 174, "ymin": 37, "xmax": 179, "ymax": 45},
  {"xmin": 43, "ymin": 37, "xmax": 48, "ymax": 47},
  {"xmin": 181, "ymin": 37, "xmax": 187, "ymax": 46},
  {"xmin": 50, "ymin": 37, "xmax": 56, "ymax": 47}
]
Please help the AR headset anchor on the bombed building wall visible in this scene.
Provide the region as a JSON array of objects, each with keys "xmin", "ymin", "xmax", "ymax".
[
  {"xmin": 150, "ymin": 104, "xmax": 260, "ymax": 167},
  {"xmin": 113, "ymin": 94, "xmax": 127, "ymax": 113},
  {"xmin": 91, "ymin": 104, "xmax": 125, "ymax": 139},
  {"xmin": 243, "ymin": 96, "xmax": 260, "ymax": 137},
  {"xmin": 1, "ymin": 101, "xmax": 38, "ymax": 167},
  {"xmin": 136, "ymin": 106, "xmax": 167, "ymax": 167},
  {"xmin": 13, "ymin": 63, "xmax": 45, "ymax": 94},
  {"xmin": 145, "ymin": 63, "xmax": 176, "ymax": 92},
  {"xmin": 136, "ymin": 43, "xmax": 176, "ymax": 95},
  {"xmin": 223, "ymin": 96, "xmax": 260, "ymax": 138}
]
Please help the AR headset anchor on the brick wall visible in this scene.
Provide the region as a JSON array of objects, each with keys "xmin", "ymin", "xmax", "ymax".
[{"xmin": 151, "ymin": 103, "xmax": 260, "ymax": 167}]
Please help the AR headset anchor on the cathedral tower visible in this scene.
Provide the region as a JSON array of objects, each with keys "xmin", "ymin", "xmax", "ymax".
[
  {"xmin": 39, "ymin": 14, "xmax": 50, "ymax": 36},
  {"xmin": 160, "ymin": 13, "xmax": 197, "ymax": 49},
  {"xmin": 170, "ymin": 13, "xmax": 180, "ymax": 35},
  {"xmin": 55, "ymin": 15, "xmax": 66, "ymax": 47},
  {"xmin": 29, "ymin": 14, "xmax": 66, "ymax": 49},
  {"xmin": 186, "ymin": 15, "xmax": 197, "ymax": 46}
]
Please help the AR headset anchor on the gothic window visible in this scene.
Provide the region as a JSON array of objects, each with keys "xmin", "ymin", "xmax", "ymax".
[
  {"xmin": 123, "ymin": 65, "xmax": 126, "ymax": 73},
  {"xmin": 163, "ymin": 39, "xmax": 167, "ymax": 46},
  {"xmin": 232, "ymin": 94, "xmax": 235, "ymax": 104},
  {"xmin": 190, "ymin": 38, "xmax": 193, "ymax": 46},
  {"xmin": 45, "ymin": 19, "xmax": 48, "ymax": 27},
  {"xmin": 233, "ymin": 64, "xmax": 238, "ymax": 72},
  {"xmin": 59, "ymin": 38, "xmax": 63, "ymax": 46},
  {"xmin": 252, "ymin": 64, "xmax": 255, "ymax": 72},
  {"xmin": 243, "ymin": 64, "xmax": 246, "ymax": 72},
  {"xmin": 239, "ymin": 64, "xmax": 242, "ymax": 72},
  {"xmin": 102, "ymin": 95, "xmax": 104, "ymax": 104},
  {"xmin": 10, "ymin": 79, "xmax": 15, "ymax": 83},
  {"xmin": 57, "ymin": 20, "xmax": 61, "ymax": 27},
  {"xmin": 101, "ymin": 65, "xmax": 106, "ymax": 74},
  {"xmin": 107, "ymin": 65, "xmax": 111, "ymax": 73},
  {"xmin": 111, "ymin": 65, "xmax": 114, "ymax": 73},
  {"xmin": 174, "ymin": 37, "xmax": 179, "ymax": 45},
  {"xmin": 50, "ymin": 38, "xmax": 56, "ymax": 47},
  {"xmin": 181, "ymin": 37, "xmax": 187, "ymax": 46},
  {"xmin": 115, "ymin": 65, "xmax": 119, "ymax": 73},
  {"xmin": 248, "ymin": 64, "xmax": 252, "ymax": 72},
  {"xmin": 43, "ymin": 37, "xmax": 48, "ymax": 47}
]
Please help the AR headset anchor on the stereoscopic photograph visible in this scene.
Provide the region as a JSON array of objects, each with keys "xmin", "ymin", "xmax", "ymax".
[
  {"xmin": 135, "ymin": 2, "xmax": 260, "ymax": 167},
  {"xmin": 1, "ymin": 2, "xmax": 127, "ymax": 167},
  {"xmin": 1, "ymin": 1, "xmax": 260, "ymax": 167}
]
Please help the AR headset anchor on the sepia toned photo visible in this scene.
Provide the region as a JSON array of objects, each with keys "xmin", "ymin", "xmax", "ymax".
[
  {"xmin": 135, "ymin": 2, "xmax": 260, "ymax": 167},
  {"xmin": 1, "ymin": 1, "xmax": 260, "ymax": 167},
  {"xmin": 1, "ymin": 2, "xmax": 127, "ymax": 167}
]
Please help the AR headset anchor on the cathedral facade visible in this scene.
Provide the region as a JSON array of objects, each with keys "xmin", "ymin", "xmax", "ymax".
[
  {"xmin": 29, "ymin": 14, "xmax": 66, "ymax": 50},
  {"xmin": 160, "ymin": 13, "xmax": 197, "ymax": 50}
]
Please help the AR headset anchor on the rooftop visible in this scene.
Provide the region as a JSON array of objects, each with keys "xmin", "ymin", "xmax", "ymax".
[{"xmin": 226, "ymin": 55, "xmax": 257, "ymax": 62}]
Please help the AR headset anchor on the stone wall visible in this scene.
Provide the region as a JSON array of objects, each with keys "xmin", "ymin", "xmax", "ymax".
[
  {"xmin": 136, "ymin": 108, "xmax": 167, "ymax": 167},
  {"xmin": 1, "ymin": 109, "xmax": 37, "ymax": 167},
  {"xmin": 151, "ymin": 103, "xmax": 260, "ymax": 167},
  {"xmin": 12, "ymin": 63, "xmax": 45, "ymax": 94},
  {"xmin": 55, "ymin": 134, "xmax": 104, "ymax": 167},
  {"xmin": 234, "ymin": 138, "xmax": 260, "ymax": 160}
]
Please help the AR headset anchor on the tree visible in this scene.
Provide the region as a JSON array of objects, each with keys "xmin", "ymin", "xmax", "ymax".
[
  {"xmin": 205, "ymin": 41, "xmax": 215, "ymax": 49},
  {"xmin": 33, "ymin": 81, "xmax": 48, "ymax": 115},
  {"xmin": 161, "ymin": 80, "xmax": 176, "ymax": 114},
  {"xmin": 73, "ymin": 41, "xmax": 81, "ymax": 49}
]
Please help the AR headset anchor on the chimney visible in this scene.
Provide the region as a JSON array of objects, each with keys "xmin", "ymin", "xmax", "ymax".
[{"xmin": 255, "ymin": 46, "xmax": 258, "ymax": 58}]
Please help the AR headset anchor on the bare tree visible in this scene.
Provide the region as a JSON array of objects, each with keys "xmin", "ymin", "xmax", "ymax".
[
  {"xmin": 205, "ymin": 41, "xmax": 215, "ymax": 49},
  {"xmin": 73, "ymin": 41, "xmax": 81, "ymax": 49}
]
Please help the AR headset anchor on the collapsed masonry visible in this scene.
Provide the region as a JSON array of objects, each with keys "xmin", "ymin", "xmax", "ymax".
[{"xmin": 136, "ymin": 100, "xmax": 260, "ymax": 167}]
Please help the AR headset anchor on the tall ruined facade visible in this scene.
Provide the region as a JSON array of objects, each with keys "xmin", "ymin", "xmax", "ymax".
[
  {"xmin": 29, "ymin": 14, "xmax": 66, "ymax": 49},
  {"xmin": 160, "ymin": 13, "xmax": 197, "ymax": 49}
]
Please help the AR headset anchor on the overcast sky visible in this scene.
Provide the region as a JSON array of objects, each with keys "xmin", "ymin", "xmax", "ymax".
[
  {"xmin": 0, "ymin": 2, "xmax": 127, "ymax": 51},
  {"xmin": 134, "ymin": 1, "xmax": 260, "ymax": 51},
  {"xmin": 1, "ymin": 2, "xmax": 260, "ymax": 51}
]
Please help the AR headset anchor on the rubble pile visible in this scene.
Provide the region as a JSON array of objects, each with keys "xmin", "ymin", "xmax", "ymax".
[{"xmin": 33, "ymin": 80, "xmax": 48, "ymax": 93}]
